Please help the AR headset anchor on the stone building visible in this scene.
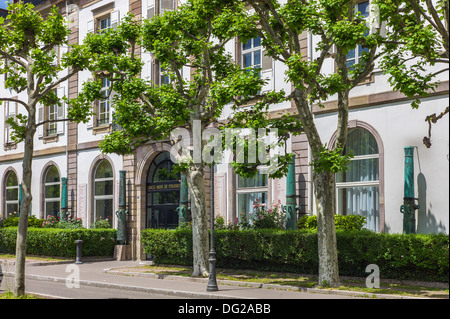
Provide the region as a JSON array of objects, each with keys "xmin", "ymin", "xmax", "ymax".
[{"xmin": 1, "ymin": 0, "xmax": 448, "ymax": 261}]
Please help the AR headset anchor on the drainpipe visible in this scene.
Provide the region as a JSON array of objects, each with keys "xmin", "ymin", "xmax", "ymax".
[
  {"xmin": 116, "ymin": 170, "xmax": 128, "ymax": 244},
  {"xmin": 60, "ymin": 177, "xmax": 68, "ymax": 220},
  {"xmin": 18, "ymin": 183, "xmax": 22, "ymax": 214},
  {"xmin": 177, "ymin": 174, "xmax": 189, "ymax": 226},
  {"xmin": 284, "ymin": 154, "xmax": 299, "ymax": 230},
  {"xmin": 400, "ymin": 147, "xmax": 419, "ymax": 234}
]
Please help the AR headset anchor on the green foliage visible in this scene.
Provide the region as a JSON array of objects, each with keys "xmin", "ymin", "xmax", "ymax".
[
  {"xmin": 310, "ymin": 144, "xmax": 353, "ymax": 174},
  {"xmin": 0, "ymin": 227, "xmax": 117, "ymax": 258},
  {"xmin": 141, "ymin": 228, "xmax": 449, "ymax": 282},
  {"xmin": 42, "ymin": 215, "xmax": 84, "ymax": 229},
  {"xmin": 90, "ymin": 217, "xmax": 112, "ymax": 229},
  {"xmin": 0, "ymin": 2, "xmax": 94, "ymax": 143},
  {"xmin": 297, "ymin": 214, "xmax": 367, "ymax": 231},
  {"xmin": 0, "ymin": 215, "xmax": 45, "ymax": 228},
  {"xmin": 374, "ymin": 0, "xmax": 448, "ymax": 108},
  {"xmin": 250, "ymin": 200, "xmax": 286, "ymax": 230}
]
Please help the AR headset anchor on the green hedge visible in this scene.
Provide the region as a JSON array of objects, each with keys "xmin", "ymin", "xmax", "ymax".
[
  {"xmin": 141, "ymin": 228, "xmax": 449, "ymax": 282},
  {"xmin": 297, "ymin": 215, "xmax": 367, "ymax": 231},
  {"xmin": 0, "ymin": 227, "xmax": 117, "ymax": 258}
]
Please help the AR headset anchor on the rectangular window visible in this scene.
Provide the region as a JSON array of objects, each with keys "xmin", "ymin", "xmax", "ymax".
[
  {"xmin": 159, "ymin": 65, "xmax": 170, "ymax": 85},
  {"xmin": 98, "ymin": 16, "xmax": 111, "ymax": 33},
  {"xmin": 47, "ymin": 104, "xmax": 57, "ymax": 136},
  {"xmin": 98, "ymin": 78, "xmax": 111, "ymax": 126},
  {"xmin": 4, "ymin": 101, "xmax": 17, "ymax": 146},
  {"xmin": 236, "ymin": 173, "xmax": 268, "ymax": 220},
  {"xmin": 242, "ymin": 36, "xmax": 262, "ymax": 76},
  {"xmin": 346, "ymin": 1, "xmax": 370, "ymax": 69}
]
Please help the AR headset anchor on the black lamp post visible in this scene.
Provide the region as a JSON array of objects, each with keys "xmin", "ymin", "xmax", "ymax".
[{"xmin": 206, "ymin": 125, "xmax": 219, "ymax": 292}]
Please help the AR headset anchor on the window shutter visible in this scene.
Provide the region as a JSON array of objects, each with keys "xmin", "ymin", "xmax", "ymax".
[
  {"xmin": 147, "ymin": 6, "xmax": 155, "ymax": 19},
  {"xmin": 87, "ymin": 102, "xmax": 95, "ymax": 128},
  {"xmin": 160, "ymin": 0, "xmax": 174, "ymax": 13},
  {"xmin": 4, "ymin": 101, "xmax": 9, "ymax": 144},
  {"xmin": 56, "ymin": 86, "xmax": 65, "ymax": 134},
  {"xmin": 148, "ymin": 0, "xmax": 155, "ymax": 19},
  {"xmin": 261, "ymin": 50, "xmax": 272, "ymax": 71},
  {"xmin": 111, "ymin": 10, "xmax": 120, "ymax": 27},
  {"xmin": 37, "ymin": 104, "xmax": 44, "ymax": 138},
  {"xmin": 87, "ymin": 20, "xmax": 94, "ymax": 33}
]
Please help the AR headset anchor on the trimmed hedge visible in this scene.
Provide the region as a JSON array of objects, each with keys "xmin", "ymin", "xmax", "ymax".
[
  {"xmin": 0, "ymin": 227, "xmax": 117, "ymax": 258},
  {"xmin": 141, "ymin": 228, "xmax": 449, "ymax": 282}
]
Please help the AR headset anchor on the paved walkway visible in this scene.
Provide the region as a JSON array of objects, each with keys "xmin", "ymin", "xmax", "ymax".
[{"xmin": 0, "ymin": 259, "xmax": 436, "ymax": 299}]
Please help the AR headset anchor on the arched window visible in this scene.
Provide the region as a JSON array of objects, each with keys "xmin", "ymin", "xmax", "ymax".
[
  {"xmin": 146, "ymin": 152, "xmax": 180, "ymax": 229},
  {"xmin": 94, "ymin": 159, "xmax": 114, "ymax": 223},
  {"xmin": 336, "ymin": 128, "xmax": 380, "ymax": 231},
  {"xmin": 5, "ymin": 170, "xmax": 19, "ymax": 217},
  {"xmin": 44, "ymin": 166, "xmax": 60, "ymax": 218}
]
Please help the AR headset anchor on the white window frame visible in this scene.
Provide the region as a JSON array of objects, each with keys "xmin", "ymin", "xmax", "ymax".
[
  {"xmin": 47, "ymin": 103, "xmax": 58, "ymax": 136},
  {"xmin": 236, "ymin": 171, "xmax": 268, "ymax": 220},
  {"xmin": 44, "ymin": 167, "xmax": 60, "ymax": 219},
  {"xmin": 5, "ymin": 171, "xmax": 19, "ymax": 217},
  {"xmin": 98, "ymin": 78, "xmax": 111, "ymax": 126},
  {"xmin": 346, "ymin": 0, "xmax": 370, "ymax": 68},
  {"xmin": 335, "ymin": 130, "xmax": 380, "ymax": 231},
  {"xmin": 98, "ymin": 16, "xmax": 112, "ymax": 33},
  {"xmin": 241, "ymin": 36, "xmax": 262, "ymax": 73},
  {"xmin": 93, "ymin": 161, "xmax": 114, "ymax": 222}
]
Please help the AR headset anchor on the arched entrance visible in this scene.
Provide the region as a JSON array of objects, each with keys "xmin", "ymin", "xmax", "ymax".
[{"xmin": 146, "ymin": 152, "xmax": 181, "ymax": 229}]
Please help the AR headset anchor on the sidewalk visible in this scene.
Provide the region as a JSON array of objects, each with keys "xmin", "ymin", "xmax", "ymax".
[{"xmin": 0, "ymin": 258, "xmax": 444, "ymax": 299}]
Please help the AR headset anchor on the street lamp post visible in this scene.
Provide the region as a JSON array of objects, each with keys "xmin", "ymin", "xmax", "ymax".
[{"xmin": 206, "ymin": 146, "xmax": 219, "ymax": 292}]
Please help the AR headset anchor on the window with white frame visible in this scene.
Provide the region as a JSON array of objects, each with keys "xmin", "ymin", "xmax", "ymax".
[
  {"xmin": 98, "ymin": 78, "xmax": 111, "ymax": 126},
  {"xmin": 4, "ymin": 170, "xmax": 19, "ymax": 217},
  {"xmin": 3, "ymin": 100, "xmax": 17, "ymax": 146},
  {"xmin": 159, "ymin": 65, "xmax": 170, "ymax": 85},
  {"xmin": 346, "ymin": 1, "xmax": 370, "ymax": 69},
  {"xmin": 335, "ymin": 128, "xmax": 380, "ymax": 231},
  {"xmin": 93, "ymin": 159, "xmax": 114, "ymax": 225},
  {"xmin": 236, "ymin": 172, "xmax": 268, "ymax": 221},
  {"xmin": 37, "ymin": 87, "xmax": 65, "ymax": 139},
  {"xmin": 47, "ymin": 103, "xmax": 58, "ymax": 136},
  {"xmin": 242, "ymin": 36, "xmax": 262, "ymax": 76},
  {"xmin": 44, "ymin": 166, "xmax": 60, "ymax": 219},
  {"xmin": 98, "ymin": 16, "xmax": 111, "ymax": 33}
]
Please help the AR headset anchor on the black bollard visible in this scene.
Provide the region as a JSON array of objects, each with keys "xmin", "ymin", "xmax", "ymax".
[{"xmin": 75, "ymin": 240, "xmax": 83, "ymax": 264}]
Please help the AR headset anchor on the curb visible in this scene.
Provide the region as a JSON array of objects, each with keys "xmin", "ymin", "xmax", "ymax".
[
  {"xmin": 102, "ymin": 269, "xmax": 431, "ymax": 299},
  {"xmin": 2, "ymin": 272, "xmax": 247, "ymax": 299}
]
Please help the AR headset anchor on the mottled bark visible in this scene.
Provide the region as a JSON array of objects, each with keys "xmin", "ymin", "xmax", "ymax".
[
  {"xmin": 186, "ymin": 165, "xmax": 209, "ymax": 277},
  {"xmin": 14, "ymin": 121, "xmax": 35, "ymax": 296}
]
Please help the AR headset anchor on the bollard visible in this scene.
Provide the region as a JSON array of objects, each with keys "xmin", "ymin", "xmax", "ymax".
[{"xmin": 75, "ymin": 240, "xmax": 83, "ymax": 264}]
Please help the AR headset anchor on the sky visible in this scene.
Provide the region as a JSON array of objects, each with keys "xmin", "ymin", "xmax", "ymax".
[{"xmin": 0, "ymin": 0, "xmax": 9, "ymax": 10}]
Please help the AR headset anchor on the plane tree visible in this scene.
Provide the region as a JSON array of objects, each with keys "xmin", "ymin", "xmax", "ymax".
[
  {"xmin": 0, "ymin": 2, "xmax": 93, "ymax": 296},
  {"xmin": 244, "ymin": 0, "xmax": 383, "ymax": 286},
  {"xmin": 85, "ymin": 0, "xmax": 299, "ymax": 276},
  {"xmin": 374, "ymin": 0, "xmax": 449, "ymax": 147}
]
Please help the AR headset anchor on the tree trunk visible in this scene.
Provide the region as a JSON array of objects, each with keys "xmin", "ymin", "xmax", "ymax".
[
  {"xmin": 14, "ymin": 126, "xmax": 34, "ymax": 296},
  {"xmin": 292, "ymin": 91, "xmax": 340, "ymax": 287},
  {"xmin": 313, "ymin": 170, "xmax": 340, "ymax": 287},
  {"xmin": 186, "ymin": 165, "xmax": 209, "ymax": 277}
]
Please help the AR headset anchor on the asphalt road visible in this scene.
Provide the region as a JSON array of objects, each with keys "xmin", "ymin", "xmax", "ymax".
[{"xmin": 0, "ymin": 276, "xmax": 186, "ymax": 299}]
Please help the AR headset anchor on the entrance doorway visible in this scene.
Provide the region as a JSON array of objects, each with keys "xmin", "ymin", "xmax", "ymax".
[{"xmin": 146, "ymin": 152, "xmax": 180, "ymax": 230}]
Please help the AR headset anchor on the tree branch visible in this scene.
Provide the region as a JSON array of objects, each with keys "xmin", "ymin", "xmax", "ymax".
[{"xmin": 0, "ymin": 97, "xmax": 30, "ymax": 111}]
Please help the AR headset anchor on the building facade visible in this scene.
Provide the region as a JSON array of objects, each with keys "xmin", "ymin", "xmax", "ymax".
[{"xmin": 1, "ymin": 0, "xmax": 448, "ymax": 261}]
